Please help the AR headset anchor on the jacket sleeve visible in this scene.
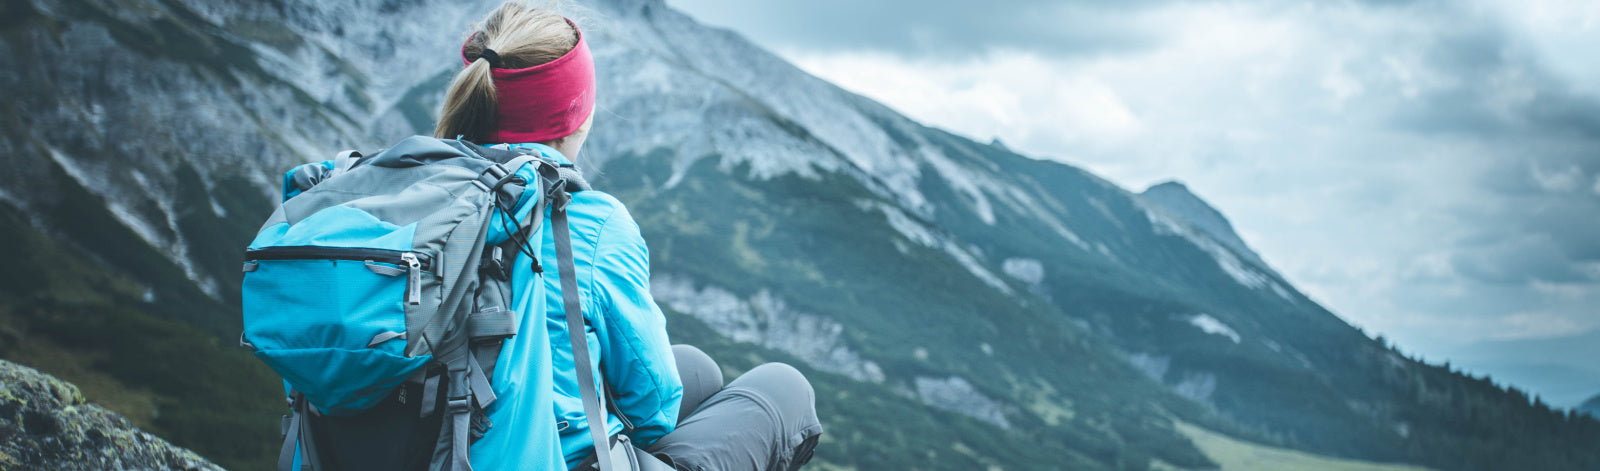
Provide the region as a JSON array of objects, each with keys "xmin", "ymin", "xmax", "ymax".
[
  {"xmin": 281, "ymin": 160, "xmax": 334, "ymax": 202},
  {"xmin": 589, "ymin": 205, "xmax": 682, "ymax": 446}
]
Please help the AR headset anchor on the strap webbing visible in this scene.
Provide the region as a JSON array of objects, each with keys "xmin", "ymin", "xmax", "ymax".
[
  {"xmin": 553, "ymin": 190, "xmax": 617, "ymax": 471},
  {"xmin": 277, "ymin": 390, "xmax": 320, "ymax": 471},
  {"xmin": 331, "ymin": 150, "xmax": 361, "ymax": 176},
  {"xmin": 276, "ymin": 410, "xmax": 298, "ymax": 471},
  {"xmin": 467, "ymin": 353, "xmax": 497, "ymax": 408},
  {"xmin": 447, "ymin": 367, "xmax": 473, "ymax": 471},
  {"xmin": 466, "ymin": 309, "xmax": 518, "ymax": 339},
  {"xmin": 420, "ymin": 374, "xmax": 440, "ymax": 418}
]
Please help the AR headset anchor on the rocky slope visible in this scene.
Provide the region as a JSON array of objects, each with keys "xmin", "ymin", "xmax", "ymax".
[
  {"xmin": 2, "ymin": 0, "xmax": 1599, "ymax": 470},
  {"xmin": 0, "ymin": 359, "xmax": 220, "ymax": 470}
]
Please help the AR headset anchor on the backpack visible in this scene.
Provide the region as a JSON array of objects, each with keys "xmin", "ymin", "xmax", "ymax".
[{"xmin": 240, "ymin": 136, "xmax": 596, "ymax": 471}]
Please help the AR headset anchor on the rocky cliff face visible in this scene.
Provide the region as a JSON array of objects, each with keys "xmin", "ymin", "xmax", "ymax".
[{"xmin": 0, "ymin": 359, "xmax": 220, "ymax": 471}]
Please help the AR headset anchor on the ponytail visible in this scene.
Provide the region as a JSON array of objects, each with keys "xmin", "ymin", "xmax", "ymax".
[
  {"xmin": 434, "ymin": 2, "xmax": 580, "ymax": 143},
  {"xmin": 435, "ymin": 56, "xmax": 499, "ymax": 141}
]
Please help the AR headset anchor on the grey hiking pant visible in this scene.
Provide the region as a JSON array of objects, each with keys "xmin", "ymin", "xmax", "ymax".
[{"xmin": 644, "ymin": 345, "xmax": 823, "ymax": 471}]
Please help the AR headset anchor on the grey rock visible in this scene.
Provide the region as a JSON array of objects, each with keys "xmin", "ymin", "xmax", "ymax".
[
  {"xmin": 0, "ymin": 360, "xmax": 221, "ymax": 471},
  {"xmin": 913, "ymin": 376, "xmax": 1011, "ymax": 429}
]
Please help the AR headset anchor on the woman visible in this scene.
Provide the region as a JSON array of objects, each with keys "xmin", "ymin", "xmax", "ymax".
[{"xmin": 439, "ymin": 3, "xmax": 823, "ymax": 470}]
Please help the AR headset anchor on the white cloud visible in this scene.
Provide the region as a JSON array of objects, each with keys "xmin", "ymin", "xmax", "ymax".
[
  {"xmin": 1532, "ymin": 280, "xmax": 1591, "ymax": 299},
  {"xmin": 1486, "ymin": 0, "xmax": 1600, "ymax": 96},
  {"xmin": 1490, "ymin": 311, "xmax": 1600, "ymax": 341},
  {"xmin": 673, "ymin": 0, "xmax": 1600, "ymax": 398},
  {"xmin": 788, "ymin": 2, "xmax": 1590, "ymax": 356},
  {"xmin": 786, "ymin": 50, "xmax": 1143, "ymax": 148},
  {"xmin": 1531, "ymin": 163, "xmax": 1585, "ymax": 192}
]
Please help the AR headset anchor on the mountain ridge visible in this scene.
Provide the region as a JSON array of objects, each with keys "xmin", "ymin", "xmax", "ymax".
[
  {"xmin": 1579, "ymin": 394, "xmax": 1600, "ymax": 419},
  {"xmin": 3, "ymin": 0, "xmax": 1599, "ymax": 469},
  {"xmin": 1140, "ymin": 180, "xmax": 1270, "ymax": 271}
]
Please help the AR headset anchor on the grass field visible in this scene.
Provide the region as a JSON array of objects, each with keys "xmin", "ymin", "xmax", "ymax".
[{"xmin": 1172, "ymin": 422, "xmax": 1433, "ymax": 471}]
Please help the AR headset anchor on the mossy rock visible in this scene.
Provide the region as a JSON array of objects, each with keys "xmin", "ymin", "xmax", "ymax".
[{"xmin": 0, "ymin": 359, "xmax": 221, "ymax": 470}]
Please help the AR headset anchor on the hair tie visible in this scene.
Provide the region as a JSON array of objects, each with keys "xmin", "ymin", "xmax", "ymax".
[{"xmin": 479, "ymin": 48, "xmax": 502, "ymax": 68}]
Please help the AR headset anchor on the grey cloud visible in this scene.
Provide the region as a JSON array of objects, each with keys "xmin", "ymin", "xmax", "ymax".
[
  {"xmin": 666, "ymin": 0, "xmax": 1164, "ymax": 59},
  {"xmin": 1451, "ymin": 234, "xmax": 1595, "ymax": 284},
  {"xmin": 665, "ymin": 0, "xmax": 1600, "ymax": 400}
]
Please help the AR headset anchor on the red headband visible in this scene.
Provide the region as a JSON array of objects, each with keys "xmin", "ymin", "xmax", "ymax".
[{"xmin": 461, "ymin": 19, "xmax": 596, "ymax": 144}]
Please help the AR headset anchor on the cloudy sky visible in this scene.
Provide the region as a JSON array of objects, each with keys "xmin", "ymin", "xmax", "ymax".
[{"xmin": 665, "ymin": 0, "xmax": 1600, "ymax": 407}]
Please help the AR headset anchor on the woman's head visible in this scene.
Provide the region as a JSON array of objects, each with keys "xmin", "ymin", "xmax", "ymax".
[{"xmin": 436, "ymin": 1, "xmax": 596, "ymax": 157}]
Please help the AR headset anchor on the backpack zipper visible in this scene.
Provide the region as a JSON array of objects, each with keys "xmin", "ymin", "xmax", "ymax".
[
  {"xmin": 245, "ymin": 246, "xmax": 432, "ymax": 305},
  {"xmin": 245, "ymin": 246, "xmax": 433, "ymax": 270},
  {"xmin": 401, "ymin": 252, "xmax": 422, "ymax": 305}
]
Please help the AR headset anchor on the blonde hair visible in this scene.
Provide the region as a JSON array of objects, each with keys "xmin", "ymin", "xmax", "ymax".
[{"xmin": 434, "ymin": 1, "xmax": 579, "ymax": 142}]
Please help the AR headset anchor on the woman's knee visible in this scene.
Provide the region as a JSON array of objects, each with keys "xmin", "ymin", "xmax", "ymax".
[
  {"xmin": 729, "ymin": 363, "xmax": 817, "ymax": 421},
  {"xmin": 672, "ymin": 344, "xmax": 722, "ymax": 419}
]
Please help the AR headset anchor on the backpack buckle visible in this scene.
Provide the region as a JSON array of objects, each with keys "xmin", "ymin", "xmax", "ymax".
[
  {"xmin": 447, "ymin": 396, "xmax": 472, "ymax": 414},
  {"xmin": 482, "ymin": 246, "xmax": 512, "ymax": 281},
  {"xmin": 470, "ymin": 413, "xmax": 493, "ymax": 440},
  {"xmin": 479, "ymin": 163, "xmax": 524, "ymax": 194}
]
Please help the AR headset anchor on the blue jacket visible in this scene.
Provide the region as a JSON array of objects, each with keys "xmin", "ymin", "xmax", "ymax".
[
  {"xmin": 484, "ymin": 142, "xmax": 683, "ymax": 469},
  {"xmin": 282, "ymin": 142, "xmax": 682, "ymax": 469}
]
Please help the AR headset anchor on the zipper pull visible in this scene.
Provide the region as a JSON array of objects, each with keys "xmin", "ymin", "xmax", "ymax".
[{"xmin": 402, "ymin": 252, "xmax": 422, "ymax": 305}]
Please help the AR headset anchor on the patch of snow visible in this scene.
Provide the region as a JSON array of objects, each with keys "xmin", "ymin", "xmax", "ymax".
[
  {"xmin": 1127, "ymin": 353, "xmax": 1171, "ymax": 381},
  {"xmin": 1188, "ymin": 314, "xmax": 1242, "ymax": 344},
  {"xmin": 1270, "ymin": 281, "xmax": 1294, "ymax": 301},
  {"xmin": 875, "ymin": 203, "xmax": 1013, "ymax": 294},
  {"xmin": 1087, "ymin": 197, "xmax": 1120, "ymax": 227},
  {"xmin": 46, "ymin": 146, "xmax": 221, "ymax": 297},
  {"xmin": 945, "ymin": 244, "xmax": 1014, "ymax": 295},
  {"xmin": 879, "ymin": 204, "xmax": 940, "ymax": 247},
  {"xmin": 210, "ymin": 198, "xmax": 228, "ymax": 218},
  {"xmin": 1173, "ymin": 372, "xmax": 1218, "ymax": 403},
  {"xmin": 1001, "ymin": 258, "xmax": 1045, "ymax": 285},
  {"xmin": 0, "ymin": 187, "xmax": 21, "ymax": 209},
  {"xmin": 914, "ymin": 376, "xmax": 1011, "ymax": 429},
  {"xmin": 1145, "ymin": 206, "xmax": 1274, "ymax": 289},
  {"xmin": 980, "ymin": 343, "xmax": 993, "ymax": 356},
  {"xmin": 892, "ymin": 239, "xmax": 911, "ymax": 255},
  {"xmin": 1261, "ymin": 338, "xmax": 1314, "ymax": 369},
  {"xmin": 921, "ymin": 146, "xmax": 996, "ymax": 224}
]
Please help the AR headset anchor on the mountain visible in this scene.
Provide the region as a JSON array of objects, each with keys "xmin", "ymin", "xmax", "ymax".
[
  {"xmin": 1140, "ymin": 181, "xmax": 1270, "ymax": 271},
  {"xmin": 1580, "ymin": 395, "xmax": 1600, "ymax": 420},
  {"xmin": 1435, "ymin": 328, "xmax": 1600, "ymax": 409},
  {"xmin": 3, "ymin": 0, "xmax": 1600, "ymax": 470}
]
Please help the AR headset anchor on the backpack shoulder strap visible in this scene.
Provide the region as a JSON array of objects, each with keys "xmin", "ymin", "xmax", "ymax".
[
  {"xmin": 543, "ymin": 157, "xmax": 615, "ymax": 471},
  {"xmin": 557, "ymin": 165, "xmax": 590, "ymax": 192}
]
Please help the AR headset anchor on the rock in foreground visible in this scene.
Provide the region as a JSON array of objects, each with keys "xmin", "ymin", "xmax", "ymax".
[{"xmin": 0, "ymin": 359, "xmax": 221, "ymax": 470}]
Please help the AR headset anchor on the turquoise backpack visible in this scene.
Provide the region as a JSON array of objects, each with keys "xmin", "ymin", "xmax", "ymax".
[{"xmin": 240, "ymin": 136, "xmax": 588, "ymax": 471}]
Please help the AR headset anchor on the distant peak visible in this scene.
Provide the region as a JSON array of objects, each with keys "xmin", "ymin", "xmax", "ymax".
[
  {"xmin": 1139, "ymin": 180, "xmax": 1269, "ymax": 269},
  {"xmin": 1580, "ymin": 393, "xmax": 1600, "ymax": 419},
  {"xmin": 1145, "ymin": 180, "xmax": 1189, "ymax": 192},
  {"xmin": 989, "ymin": 138, "xmax": 1010, "ymax": 151}
]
